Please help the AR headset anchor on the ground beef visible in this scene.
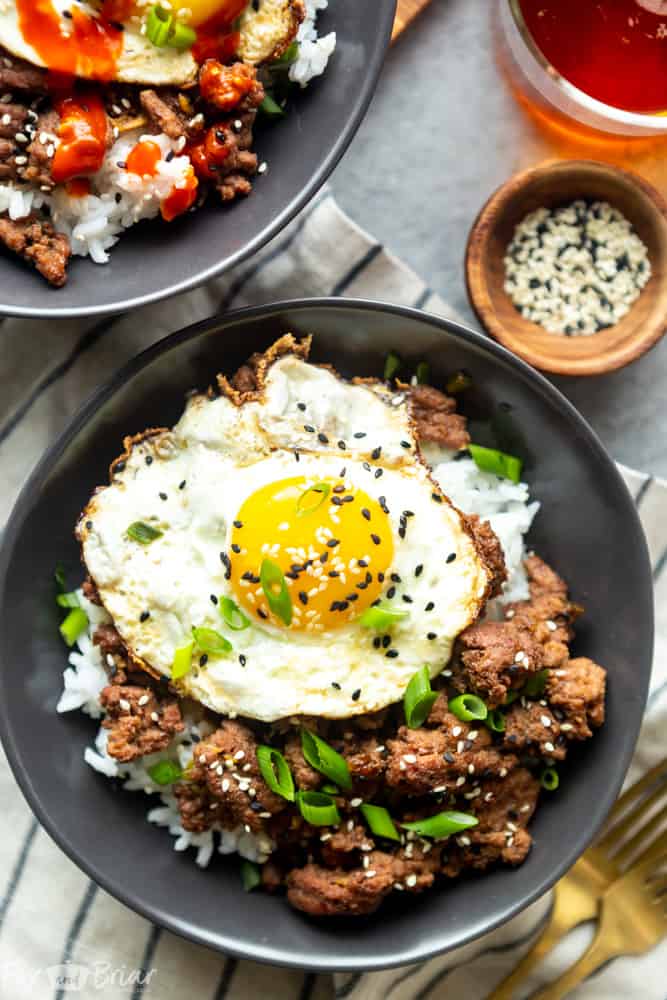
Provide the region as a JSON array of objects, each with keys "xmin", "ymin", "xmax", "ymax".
[
  {"xmin": 0, "ymin": 52, "xmax": 47, "ymax": 93},
  {"xmin": 140, "ymin": 88, "xmax": 202, "ymax": 141},
  {"xmin": 385, "ymin": 715, "xmax": 517, "ymax": 797},
  {"xmin": 100, "ymin": 682, "xmax": 184, "ymax": 761},
  {"xmin": 339, "ymin": 732, "xmax": 387, "ymax": 788},
  {"xmin": 231, "ymin": 364, "xmax": 258, "ymax": 393},
  {"xmin": 503, "ymin": 701, "xmax": 566, "ymax": 760},
  {"xmin": 320, "ymin": 822, "xmax": 370, "ymax": 867},
  {"xmin": 93, "ymin": 624, "xmax": 126, "ymax": 658},
  {"xmin": 453, "ymin": 620, "xmax": 544, "ymax": 708},
  {"xmin": 525, "ymin": 554, "xmax": 568, "ymax": 598},
  {"xmin": 409, "ymin": 384, "xmax": 470, "ymax": 450},
  {"xmin": 173, "ymin": 782, "xmax": 217, "ymax": 833},
  {"xmin": 0, "ymin": 213, "xmax": 70, "ymax": 287},
  {"xmin": 283, "ymin": 732, "xmax": 321, "ymax": 790},
  {"xmin": 213, "ymin": 111, "xmax": 260, "ymax": 203},
  {"xmin": 287, "ymin": 851, "xmax": 395, "ymax": 916},
  {"xmin": 464, "ymin": 514, "xmax": 508, "ymax": 599},
  {"xmin": 82, "ymin": 577, "xmax": 102, "ymax": 605},
  {"xmin": 0, "ymin": 103, "xmax": 30, "ymax": 140},
  {"xmin": 547, "ymin": 658, "xmax": 606, "ymax": 740},
  {"xmin": 184, "ymin": 720, "xmax": 286, "ymax": 833},
  {"xmin": 22, "ymin": 109, "xmax": 59, "ymax": 189}
]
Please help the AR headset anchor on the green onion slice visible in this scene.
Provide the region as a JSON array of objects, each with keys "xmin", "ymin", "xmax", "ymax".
[
  {"xmin": 54, "ymin": 563, "xmax": 66, "ymax": 591},
  {"xmin": 404, "ymin": 665, "xmax": 438, "ymax": 729},
  {"xmin": 192, "ymin": 626, "xmax": 232, "ymax": 655},
  {"xmin": 168, "ymin": 20, "xmax": 196, "ymax": 48},
  {"xmin": 541, "ymin": 767, "xmax": 559, "ymax": 792},
  {"xmin": 257, "ymin": 745, "xmax": 295, "ymax": 802},
  {"xmin": 415, "ymin": 360, "xmax": 430, "ymax": 384},
  {"xmin": 321, "ymin": 782, "xmax": 340, "ymax": 795},
  {"xmin": 384, "ymin": 351, "xmax": 401, "ymax": 381},
  {"xmin": 56, "ymin": 591, "xmax": 80, "ymax": 609},
  {"xmin": 276, "ymin": 40, "xmax": 299, "ymax": 63},
  {"xmin": 504, "ymin": 689, "xmax": 521, "ymax": 706},
  {"xmin": 445, "ymin": 371, "xmax": 473, "ymax": 394},
  {"xmin": 240, "ymin": 859, "xmax": 261, "ymax": 892},
  {"xmin": 296, "ymin": 481, "xmax": 331, "ymax": 517},
  {"xmin": 402, "ymin": 811, "xmax": 478, "ymax": 841},
  {"xmin": 148, "ymin": 759, "xmax": 183, "ymax": 785},
  {"xmin": 360, "ymin": 803, "xmax": 400, "ymax": 841},
  {"xmin": 296, "ymin": 790, "xmax": 340, "ymax": 827},
  {"xmin": 486, "ymin": 708, "xmax": 506, "ymax": 733},
  {"xmin": 301, "ymin": 729, "xmax": 352, "ymax": 791},
  {"xmin": 146, "ymin": 5, "xmax": 173, "ymax": 45},
  {"xmin": 127, "ymin": 521, "xmax": 163, "ymax": 544},
  {"xmin": 171, "ymin": 640, "xmax": 194, "ymax": 680},
  {"xmin": 468, "ymin": 444, "xmax": 523, "ymax": 484},
  {"xmin": 448, "ymin": 693, "xmax": 488, "ymax": 722},
  {"xmin": 523, "ymin": 669, "xmax": 549, "ymax": 698},
  {"xmin": 59, "ymin": 607, "xmax": 88, "ymax": 647},
  {"xmin": 259, "ymin": 558, "xmax": 292, "ymax": 626},
  {"xmin": 219, "ymin": 596, "xmax": 250, "ymax": 631},
  {"xmin": 359, "ymin": 602, "xmax": 409, "ymax": 632},
  {"xmin": 260, "ymin": 92, "xmax": 285, "ymax": 117}
]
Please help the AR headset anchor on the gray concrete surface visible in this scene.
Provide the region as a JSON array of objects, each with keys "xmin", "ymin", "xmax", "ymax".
[{"xmin": 330, "ymin": 0, "xmax": 667, "ymax": 479}]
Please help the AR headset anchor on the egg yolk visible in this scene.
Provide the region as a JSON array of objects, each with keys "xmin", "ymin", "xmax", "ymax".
[{"xmin": 229, "ymin": 476, "xmax": 394, "ymax": 633}]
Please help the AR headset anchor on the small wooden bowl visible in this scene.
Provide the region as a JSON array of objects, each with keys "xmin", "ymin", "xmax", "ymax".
[{"xmin": 466, "ymin": 160, "xmax": 667, "ymax": 375}]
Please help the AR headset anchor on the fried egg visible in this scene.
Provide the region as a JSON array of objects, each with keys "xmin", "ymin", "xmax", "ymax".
[
  {"xmin": 78, "ymin": 337, "xmax": 493, "ymax": 721},
  {"xmin": 0, "ymin": 0, "xmax": 301, "ymax": 86}
]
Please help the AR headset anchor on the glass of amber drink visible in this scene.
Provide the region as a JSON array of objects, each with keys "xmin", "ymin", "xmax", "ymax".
[{"xmin": 499, "ymin": 0, "xmax": 667, "ymax": 136}]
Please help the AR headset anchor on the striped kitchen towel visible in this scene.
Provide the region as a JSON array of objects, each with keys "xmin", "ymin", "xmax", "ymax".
[{"xmin": 0, "ymin": 193, "xmax": 666, "ymax": 1000}]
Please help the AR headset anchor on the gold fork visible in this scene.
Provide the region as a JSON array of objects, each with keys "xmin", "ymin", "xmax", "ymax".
[
  {"xmin": 488, "ymin": 759, "xmax": 667, "ymax": 1000},
  {"xmin": 528, "ymin": 839, "xmax": 667, "ymax": 1000}
]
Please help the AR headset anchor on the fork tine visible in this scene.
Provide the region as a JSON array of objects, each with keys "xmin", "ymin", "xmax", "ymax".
[
  {"xmin": 597, "ymin": 772, "xmax": 667, "ymax": 854},
  {"xmin": 604, "ymin": 759, "xmax": 667, "ymax": 824},
  {"xmin": 624, "ymin": 832, "xmax": 667, "ymax": 883},
  {"xmin": 612, "ymin": 801, "xmax": 667, "ymax": 868}
]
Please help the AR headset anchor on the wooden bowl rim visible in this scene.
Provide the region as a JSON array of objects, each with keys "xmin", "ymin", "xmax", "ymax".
[{"xmin": 465, "ymin": 159, "xmax": 667, "ymax": 376}]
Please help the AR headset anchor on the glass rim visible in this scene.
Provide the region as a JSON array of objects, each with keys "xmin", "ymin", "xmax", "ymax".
[{"xmin": 508, "ymin": 0, "xmax": 667, "ymax": 131}]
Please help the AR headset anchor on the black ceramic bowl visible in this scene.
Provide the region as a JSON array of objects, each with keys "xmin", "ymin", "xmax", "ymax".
[
  {"xmin": 0, "ymin": 300, "xmax": 653, "ymax": 971},
  {"xmin": 0, "ymin": 3, "xmax": 395, "ymax": 319}
]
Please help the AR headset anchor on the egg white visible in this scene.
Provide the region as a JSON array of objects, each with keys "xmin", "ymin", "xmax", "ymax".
[{"xmin": 79, "ymin": 353, "xmax": 491, "ymax": 721}]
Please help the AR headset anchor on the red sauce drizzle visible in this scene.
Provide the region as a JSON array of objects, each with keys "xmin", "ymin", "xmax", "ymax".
[
  {"xmin": 126, "ymin": 139, "xmax": 162, "ymax": 177},
  {"xmin": 16, "ymin": 0, "xmax": 123, "ymax": 81},
  {"xmin": 51, "ymin": 93, "xmax": 108, "ymax": 183},
  {"xmin": 161, "ymin": 166, "xmax": 198, "ymax": 221},
  {"xmin": 192, "ymin": 0, "xmax": 247, "ymax": 63}
]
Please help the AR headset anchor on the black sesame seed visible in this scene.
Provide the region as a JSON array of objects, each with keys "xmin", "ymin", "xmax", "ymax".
[
  {"xmin": 331, "ymin": 496, "xmax": 343, "ymax": 506},
  {"xmin": 140, "ymin": 611, "xmax": 150, "ymax": 622},
  {"xmin": 326, "ymin": 538, "xmax": 340, "ymax": 548},
  {"xmin": 210, "ymin": 595, "xmax": 218, "ymax": 605},
  {"xmin": 356, "ymin": 580, "xmax": 369, "ymax": 590},
  {"xmin": 353, "ymin": 432, "xmax": 366, "ymax": 439},
  {"xmin": 363, "ymin": 462, "xmax": 371, "ymax": 472},
  {"xmin": 402, "ymin": 595, "xmax": 413, "ymax": 604},
  {"xmin": 463, "ymin": 739, "xmax": 473, "ymax": 751},
  {"xmin": 231, "ymin": 543, "xmax": 241, "ymax": 554},
  {"xmin": 385, "ymin": 649, "xmax": 399, "ymax": 658},
  {"xmin": 446, "ymin": 553, "xmax": 457, "ymax": 564},
  {"xmin": 415, "ymin": 565, "xmax": 423, "ymax": 577},
  {"xmin": 338, "ymin": 601, "xmax": 349, "ymax": 611},
  {"xmin": 333, "ymin": 484, "xmax": 345, "ymax": 494},
  {"xmin": 115, "ymin": 460, "xmax": 126, "ymax": 473},
  {"xmin": 339, "ymin": 467, "xmax": 347, "ymax": 477},
  {"xmin": 381, "ymin": 635, "xmax": 391, "ymax": 648},
  {"xmin": 285, "ymin": 572, "xmax": 298, "ymax": 580},
  {"xmin": 403, "ymin": 510, "xmax": 414, "ymax": 518},
  {"xmin": 352, "ymin": 688, "xmax": 361, "ymax": 701},
  {"xmin": 199, "ymin": 654, "xmax": 208, "ymax": 666},
  {"xmin": 299, "ymin": 591, "xmax": 308, "ymax": 605},
  {"xmin": 444, "ymin": 751, "xmax": 455, "ymax": 763},
  {"xmin": 386, "ymin": 586, "xmax": 396, "ymax": 599},
  {"xmin": 425, "ymin": 601, "xmax": 434, "ymax": 612},
  {"xmin": 304, "ymin": 424, "xmax": 315, "ymax": 433},
  {"xmin": 145, "ymin": 455, "xmax": 153, "ymax": 465},
  {"xmin": 86, "ymin": 520, "xmax": 93, "ymax": 530},
  {"xmin": 371, "ymin": 533, "xmax": 381, "ymax": 545},
  {"xmin": 427, "ymin": 632, "xmax": 437, "ymax": 640},
  {"xmin": 431, "ymin": 492, "xmax": 442, "ymax": 503},
  {"xmin": 179, "ymin": 480, "xmax": 186, "ymax": 489},
  {"xmin": 320, "ymin": 551, "xmax": 329, "ymax": 564},
  {"xmin": 250, "ymin": 800, "xmax": 263, "ymax": 812},
  {"xmin": 400, "ymin": 440, "xmax": 411, "ymax": 450},
  {"xmin": 371, "ymin": 446, "xmax": 382, "ymax": 460},
  {"xmin": 257, "ymin": 609, "xmax": 268, "ymax": 620},
  {"xmin": 373, "ymin": 637, "xmax": 381, "ymax": 649},
  {"xmin": 318, "ymin": 432, "xmax": 329, "ymax": 444},
  {"xmin": 378, "ymin": 496, "xmax": 389, "ymax": 514},
  {"xmin": 239, "ymin": 654, "xmax": 247, "ymax": 667},
  {"xmin": 358, "ymin": 559, "xmax": 368, "ymax": 567},
  {"xmin": 328, "ymin": 570, "xmax": 339, "ymax": 577},
  {"xmin": 233, "ymin": 520, "xmax": 243, "ymax": 529},
  {"xmin": 332, "ymin": 681, "xmax": 341, "ymax": 689},
  {"xmin": 338, "ymin": 440, "xmax": 347, "ymax": 450},
  {"xmin": 346, "ymin": 593, "xmax": 358, "ymax": 602},
  {"xmin": 390, "ymin": 573, "xmax": 401, "ymax": 583},
  {"xmin": 361, "ymin": 508, "xmax": 371, "ymax": 521},
  {"xmin": 294, "ymin": 451, "xmax": 300, "ymax": 462},
  {"xmin": 297, "ymin": 402, "xmax": 306, "ymax": 411},
  {"xmin": 374, "ymin": 468, "xmax": 383, "ymax": 479},
  {"xmin": 342, "ymin": 495, "xmax": 354, "ymax": 503},
  {"xmin": 377, "ymin": 572, "xmax": 385, "ymax": 583}
]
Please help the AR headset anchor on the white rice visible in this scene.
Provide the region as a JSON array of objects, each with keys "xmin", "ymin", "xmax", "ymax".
[
  {"xmin": 0, "ymin": 1, "xmax": 334, "ymax": 262},
  {"xmin": 57, "ymin": 449, "xmax": 539, "ymax": 868},
  {"xmin": 289, "ymin": 0, "xmax": 337, "ymax": 87}
]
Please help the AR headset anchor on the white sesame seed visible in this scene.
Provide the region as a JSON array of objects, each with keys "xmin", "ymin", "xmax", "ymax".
[
  {"xmin": 222, "ymin": 779, "xmax": 230, "ymax": 792},
  {"xmin": 405, "ymin": 874, "xmax": 418, "ymax": 887},
  {"xmin": 452, "ymin": 726, "xmax": 462, "ymax": 737},
  {"xmin": 403, "ymin": 754, "xmax": 417, "ymax": 764},
  {"xmin": 119, "ymin": 698, "xmax": 130, "ymax": 711},
  {"xmin": 350, "ymin": 797, "xmax": 363, "ymax": 807},
  {"xmin": 546, "ymin": 620, "xmax": 558, "ymax": 632},
  {"xmin": 541, "ymin": 714, "xmax": 552, "ymax": 727},
  {"xmin": 365, "ymin": 870, "xmax": 377, "ymax": 879},
  {"xmin": 544, "ymin": 741, "xmax": 555, "ymax": 753},
  {"xmin": 138, "ymin": 694, "xmax": 149, "ymax": 707},
  {"xmin": 560, "ymin": 723, "xmax": 574, "ymax": 732},
  {"xmin": 456, "ymin": 776, "xmax": 466, "ymax": 787}
]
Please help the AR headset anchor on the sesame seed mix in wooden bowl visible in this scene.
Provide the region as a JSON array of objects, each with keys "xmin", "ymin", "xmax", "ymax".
[{"xmin": 465, "ymin": 160, "xmax": 667, "ymax": 376}]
